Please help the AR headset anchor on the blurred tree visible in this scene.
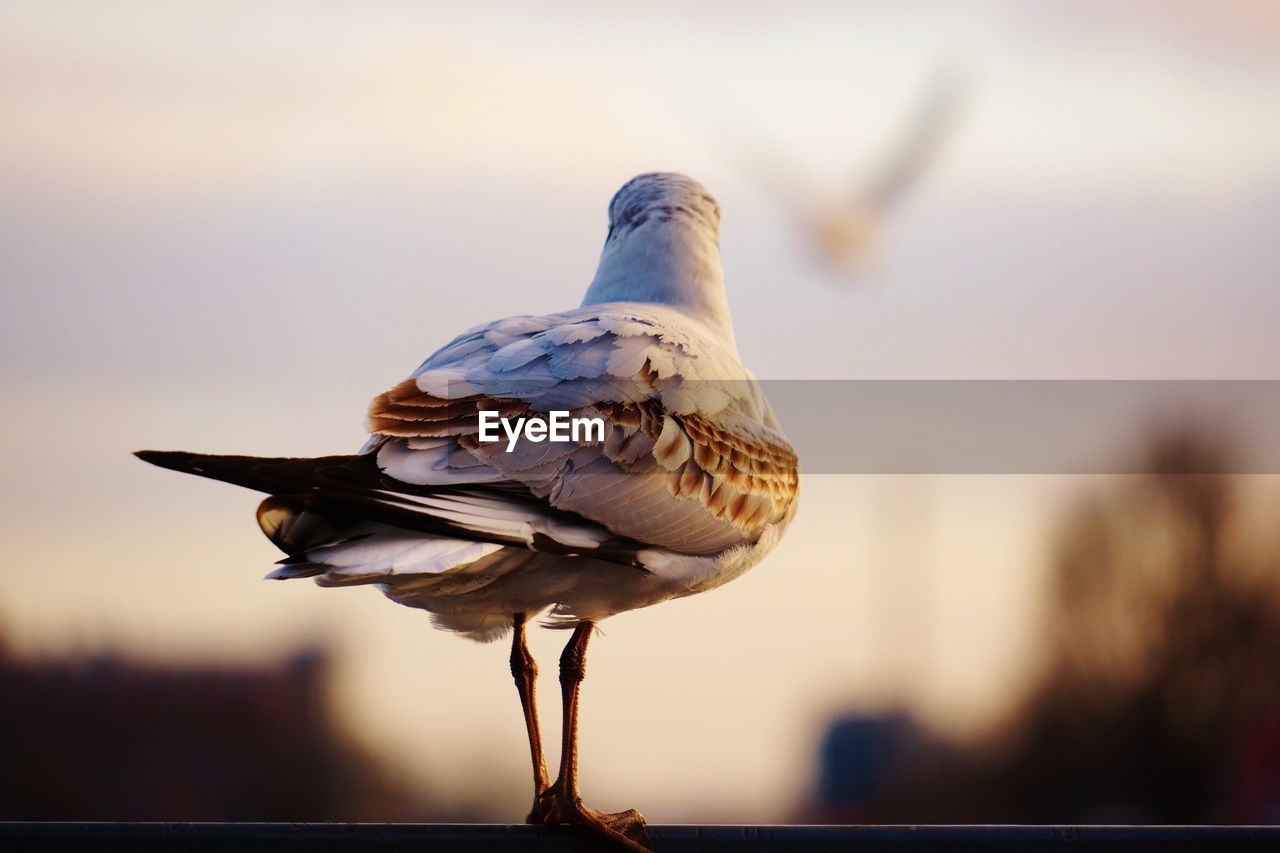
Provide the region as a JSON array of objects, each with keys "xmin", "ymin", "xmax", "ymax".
[
  {"xmin": 807, "ymin": 428, "xmax": 1280, "ymax": 823},
  {"xmin": 991, "ymin": 429, "xmax": 1280, "ymax": 822}
]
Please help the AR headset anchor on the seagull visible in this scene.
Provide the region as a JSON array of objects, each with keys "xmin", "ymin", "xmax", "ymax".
[
  {"xmin": 730, "ymin": 65, "xmax": 969, "ymax": 278},
  {"xmin": 136, "ymin": 173, "xmax": 799, "ymax": 851}
]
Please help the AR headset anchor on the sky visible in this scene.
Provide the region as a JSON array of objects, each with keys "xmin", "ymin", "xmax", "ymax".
[{"xmin": 1, "ymin": 0, "xmax": 1278, "ymax": 821}]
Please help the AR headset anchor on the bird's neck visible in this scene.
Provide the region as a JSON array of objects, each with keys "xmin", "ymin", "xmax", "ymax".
[{"xmin": 581, "ymin": 221, "xmax": 737, "ymax": 348}]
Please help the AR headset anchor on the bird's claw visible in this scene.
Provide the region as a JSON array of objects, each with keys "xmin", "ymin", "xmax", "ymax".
[{"xmin": 534, "ymin": 788, "xmax": 652, "ymax": 852}]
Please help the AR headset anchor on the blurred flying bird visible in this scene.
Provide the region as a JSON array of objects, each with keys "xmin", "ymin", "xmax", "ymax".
[
  {"xmin": 733, "ymin": 65, "xmax": 970, "ymax": 279},
  {"xmin": 136, "ymin": 173, "xmax": 799, "ymax": 852}
]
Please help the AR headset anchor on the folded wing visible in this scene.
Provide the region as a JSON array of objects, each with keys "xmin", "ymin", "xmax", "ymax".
[{"xmin": 365, "ymin": 303, "xmax": 799, "ymax": 555}]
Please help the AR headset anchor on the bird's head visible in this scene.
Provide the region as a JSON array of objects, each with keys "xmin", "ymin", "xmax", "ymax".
[
  {"xmin": 604, "ymin": 172, "xmax": 721, "ymax": 244},
  {"xmin": 584, "ymin": 173, "xmax": 734, "ymax": 346}
]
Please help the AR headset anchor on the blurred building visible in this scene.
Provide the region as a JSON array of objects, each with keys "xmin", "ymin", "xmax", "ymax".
[
  {"xmin": 0, "ymin": 642, "xmax": 421, "ymax": 820},
  {"xmin": 803, "ymin": 711, "xmax": 949, "ymax": 822}
]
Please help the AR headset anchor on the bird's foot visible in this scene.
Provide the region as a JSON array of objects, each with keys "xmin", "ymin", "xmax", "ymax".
[
  {"xmin": 535, "ymin": 789, "xmax": 651, "ymax": 852},
  {"xmin": 525, "ymin": 795, "xmax": 544, "ymax": 826}
]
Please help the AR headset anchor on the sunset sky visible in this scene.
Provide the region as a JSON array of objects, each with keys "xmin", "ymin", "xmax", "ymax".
[{"xmin": 2, "ymin": 0, "xmax": 1278, "ymax": 821}]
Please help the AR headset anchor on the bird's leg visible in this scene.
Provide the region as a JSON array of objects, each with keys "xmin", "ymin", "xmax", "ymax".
[
  {"xmin": 537, "ymin": 621, "xmax": 651, "ymax": 852},
  {"xmin": 510, "ymin": 612, "xmax": 551, "ymax": 823}
]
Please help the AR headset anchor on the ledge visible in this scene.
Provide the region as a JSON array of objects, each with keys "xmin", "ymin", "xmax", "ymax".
[{"xmin": 2, "ymin": 823, "xmax": 1279, "ymax": 851}]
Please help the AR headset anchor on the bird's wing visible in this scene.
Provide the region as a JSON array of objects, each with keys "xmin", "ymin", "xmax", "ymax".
[
  {"xmin": 366, "ymin": 304, "xmax": 799, "ymax": 556},
  {"xmin": 706, "ymin": 95, "xmax": 830, "ymax": 222},
  {"xmin": 136, "ymin": 450, "xmax": 650, "ymax": 565},
  {"xmin": 857, "ymin": 64, "xmax": 970, "ymax": 213}
]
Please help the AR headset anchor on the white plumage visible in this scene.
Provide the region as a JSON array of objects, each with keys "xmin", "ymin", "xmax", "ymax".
[
  {"xmin": 273, "ymin": 176, "xmax": 798, "ymax": 640},
  {"xmin": 141, "ymin": 174, "xmax": 798, "ymax": 642}
]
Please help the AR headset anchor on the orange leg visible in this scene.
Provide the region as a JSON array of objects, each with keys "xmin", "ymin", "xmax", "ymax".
[
  {"xmin": 537, "ymin": 621, "xmax": 651, "ymax": 852},
  {"xmin": 510, "ymin": 612, "xmax": 551, "ymax": 822}
]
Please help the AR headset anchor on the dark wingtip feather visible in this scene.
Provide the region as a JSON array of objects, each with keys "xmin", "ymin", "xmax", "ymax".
[
  {"xmin": 136, "ymin": 449, "xmax": 186, "ymax": 467},
  {"xmin": 131, "ymin": 449, "xmax": 376, "ymax": 496},
  {"xmin": 134, "ymin": 449, "xmax": 209, "ymax": 474}
]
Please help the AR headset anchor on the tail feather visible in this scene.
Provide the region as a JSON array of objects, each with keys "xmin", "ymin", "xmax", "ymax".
[
  {"xmin": 133, "ymin": 448, "xmax": 649, "ymax": 567},
  {"xmin": 256, "ymin": 494, "xmax": 353, "ymax": 553},
  {"xmin": 133, "ymin": 449, "xmax": 476, "ymax": 540}
]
